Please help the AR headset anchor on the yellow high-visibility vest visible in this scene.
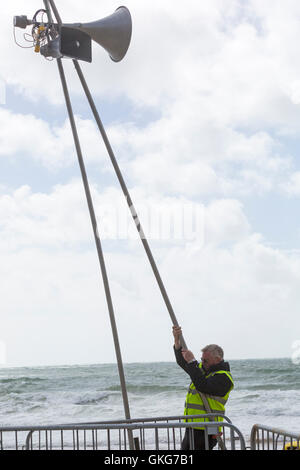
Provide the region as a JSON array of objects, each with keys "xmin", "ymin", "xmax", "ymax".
[{"xmin": 184, "ymin": 363, "xmax": 234, "ymax": 429}]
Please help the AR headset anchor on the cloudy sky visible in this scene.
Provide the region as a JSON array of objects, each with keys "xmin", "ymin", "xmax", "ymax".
[{"xmin": 1, "ymin": 0, "xmax": 300, "ymax": 367}]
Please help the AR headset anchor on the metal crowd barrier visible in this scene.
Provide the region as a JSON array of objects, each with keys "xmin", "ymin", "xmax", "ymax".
[
  {"xmin": 0, "ymin": 414, "xmax": 246, "ymax": 450},
  {"xmin": 250, "ymin": 424, "xmax": 300, "ymax": 451}
]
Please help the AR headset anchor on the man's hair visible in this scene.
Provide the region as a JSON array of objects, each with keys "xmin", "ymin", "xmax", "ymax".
[{"xmin": 201, "ymin": 344, "xmax": 224, "ymax": 360}]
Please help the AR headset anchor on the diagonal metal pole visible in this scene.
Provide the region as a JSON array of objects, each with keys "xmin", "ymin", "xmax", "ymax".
[
  {"xmin": 72, "ymin": 59, "xmax": 187, "ymax": 345},
  {"xmin": 73, "ymin": 60, "xmax": 227, "ymax": 449},
  {"xmin": 46, "ymin": 0, "xmax": 134, "ymax": 449},
  {"xmin": 44, "ymin": 0, "xmax": 60, "ymax": 24},
  {"xmin": 43, "ymin": 0, "xmax": 53, "ymax": 22}
]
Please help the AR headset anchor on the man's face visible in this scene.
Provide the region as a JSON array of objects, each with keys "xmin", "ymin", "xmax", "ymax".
[{"xmin": 201, "ymin": 351, "xmax": 220, "ymax": 370}]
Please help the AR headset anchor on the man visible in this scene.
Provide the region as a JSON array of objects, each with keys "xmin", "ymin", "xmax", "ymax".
[{"xmin": 173, "ymin": 326, "xmax": 234, "ymax": 450}]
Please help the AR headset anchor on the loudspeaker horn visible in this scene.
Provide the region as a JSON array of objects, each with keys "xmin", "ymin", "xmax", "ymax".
[{"xmin": 61, "ymin": 6, "xmax": 132, "ymax": 63}]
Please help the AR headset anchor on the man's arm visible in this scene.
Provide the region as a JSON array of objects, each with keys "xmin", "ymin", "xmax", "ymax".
[
  {"xmin": 174, "ymin": 345, "xmax": 195, "ymax": 372},
  {"xmin": 173, "ymin": 326, "xmax": 198, "ymax": 372}
]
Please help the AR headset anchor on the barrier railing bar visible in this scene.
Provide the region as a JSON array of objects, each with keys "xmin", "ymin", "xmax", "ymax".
[
  {"xmin": 250, "ymin": 424, "xmax": 300, "ymax": 450},
  {"xmin": 0, "ymin": 420, "xmax": 246, "ymax": 451}
]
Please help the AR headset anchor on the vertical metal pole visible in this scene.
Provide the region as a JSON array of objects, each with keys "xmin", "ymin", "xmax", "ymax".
[
  {"xmin": 47, "ymin": 0, "xmax": 134, "ymax": 449},
  {"xmin": 56, "ymin": 57, "xmax": 133, "ymax": 435}
]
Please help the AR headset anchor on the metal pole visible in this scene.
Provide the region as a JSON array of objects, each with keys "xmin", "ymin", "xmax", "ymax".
[
  {"xmin": 43, "ymin": 0, "xmax": 54, "ymax": 23},
  {"xmin": 47, "ymin": 0, "xmax": 134, "ymax": 449},
  {"xmin": 72, "ymin": 59, "xmax": 188, "ymax": 348},
  {"xmin": 56, "ymin": 57, "xmax": 132, "ymax": 424},
  {"xmin": 46, "ymin": 0, "xmax": 61, "ymax": 25},
  {"xmin": 72, "ymin": 61, "xmax": 227, "ymax": 449}
]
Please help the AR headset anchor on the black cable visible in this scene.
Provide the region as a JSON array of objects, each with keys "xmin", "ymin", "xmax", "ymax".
[{"xmin": 32, "ymin": 9, "xmax": 47, "ymax": 23}]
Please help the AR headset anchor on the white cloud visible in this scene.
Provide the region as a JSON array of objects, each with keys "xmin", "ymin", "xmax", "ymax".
[
  {"xmin": 0, "ymin": 182, "xmax": 299, "ymax": 364},
  {"xmin": 1, "ymin": 1, "xmax": 300, "ymax": 365},
  {"xmin": 0, "ymin": 103, "xmax": 289, "ymax": 197},
  {"xmin": 205, "ymin": 199, "xmax": 251, "ymax": 245},
  {"xmin": 281, "ymin": 171, "xmax": 300, "ymax": 196},
  {"xmin": 2, "ymin": 0, "xmax": 298, "ymax": 197},
  {"xmin": 162, "ymin": 234, "xmax": 300, "ymax": 360},
  {"xmin": 104, "ymin": 117, "xmax": 290, "ymax": 197},
  {"xmin": 4, "ymin": 0, "xmax": 300, "ymax": 125},
  {"xmin": 0, "ymin": 108, "xmax": 111, "ymax": 169},
  {"xmin": 0, "ymin": 183, "xmax": 91, "ymax": 250}
]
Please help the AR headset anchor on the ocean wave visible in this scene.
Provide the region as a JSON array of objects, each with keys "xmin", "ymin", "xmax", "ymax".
[
  {"xmin": 0, "ymin": 377, "xmax": 46, "ymax": 385},
  {"xmin": 240, "ymin": 383, "xmax": 300, "ymax": 391},
  {"xmin": 75, "ymin": 392, "xmax": 110, "ymax": 406},
  {"xmin": 235, "ymin": 393, "xmax": 261, "ymax": 401}
]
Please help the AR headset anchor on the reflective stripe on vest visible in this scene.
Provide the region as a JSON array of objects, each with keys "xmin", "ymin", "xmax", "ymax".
[
  {"xmin": 188, "ymin": 387, "xmax": 228, "ymax": 405},
  {"xmin": 185, "ymin": 402, "xmax": 225, "ymax": 414}
]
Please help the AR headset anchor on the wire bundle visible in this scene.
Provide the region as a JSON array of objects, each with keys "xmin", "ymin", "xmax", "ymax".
[{"xmin": 13, "ymin": 8, "xmax": 58, "ymax": 58}]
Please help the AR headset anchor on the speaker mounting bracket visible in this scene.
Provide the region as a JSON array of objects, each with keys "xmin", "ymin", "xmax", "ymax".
[{"xmin": 60, "ymin": 27, "xmax": 92, "ymax": 63}]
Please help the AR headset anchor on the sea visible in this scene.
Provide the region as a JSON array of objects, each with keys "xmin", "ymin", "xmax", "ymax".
[{"xmin": 0, "ymin": 358, "xmax": 299, "ymax": 448}]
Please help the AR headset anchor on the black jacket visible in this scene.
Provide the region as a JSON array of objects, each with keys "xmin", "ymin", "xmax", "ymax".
[{"xmin": 174, "ymin": 346, "xmax": 233, "ymax": 397}]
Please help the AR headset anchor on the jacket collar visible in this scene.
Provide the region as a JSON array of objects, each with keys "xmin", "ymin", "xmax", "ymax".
[{"xmin": 201, "ymin": 360, "xmax": 230, "ymax": 374}]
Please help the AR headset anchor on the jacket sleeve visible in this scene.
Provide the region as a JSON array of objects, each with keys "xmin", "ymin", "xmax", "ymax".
[
  {"xmin": 173, "ymin": 345, "xmax": 191, "ymax": 373},
  {"xmin": 185, "ymin": 361, "xmax": 232, "ymax": 397}
]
